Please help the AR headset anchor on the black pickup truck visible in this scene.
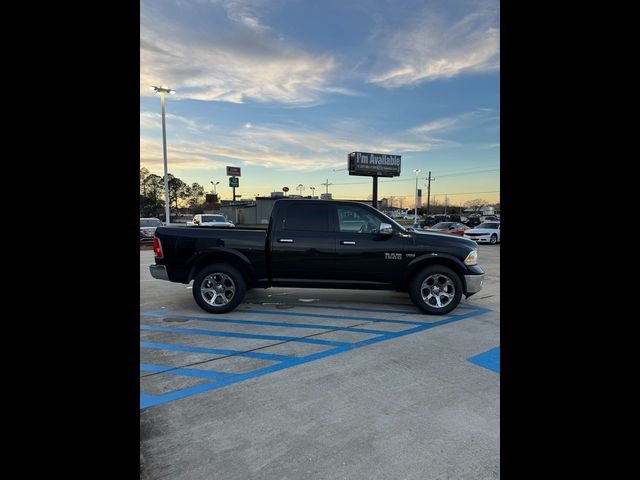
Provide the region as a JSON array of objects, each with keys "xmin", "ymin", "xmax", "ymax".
[{"xmin": 150, "ymin": 199, "xmax": 485, "ymax": 315}]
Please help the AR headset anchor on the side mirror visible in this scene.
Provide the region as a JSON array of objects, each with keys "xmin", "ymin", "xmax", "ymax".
[{"xmin": 379, "ymin": 223, "xmax": 393, "ymax": 235}]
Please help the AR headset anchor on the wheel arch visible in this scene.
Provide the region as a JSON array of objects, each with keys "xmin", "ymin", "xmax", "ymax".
[
  {"xmin": 404, "ymin": 255, "xmax": 469, "ymax": 293},
  {"xmin": 187, "ymin": 249, "xmax": 255, "ymax": 285}
]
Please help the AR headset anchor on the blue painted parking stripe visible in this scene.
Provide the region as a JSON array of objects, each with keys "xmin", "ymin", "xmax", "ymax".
[
  {"xmin": 140, "ymin": 393, "xmax": 159, "ymax": 408},
  {"xmin": 234, "ymin": 309, "xmax": 431, "ymax": 325},
  {"xmin": 467, "ymin": 347, "xmax": 500, "ymax": 374},
  {"xmin": 141, "ymin": 307, "xmax": 488, "ymax": 409},
  {"xmin": 140, "ymin": 311, "xmax": 392, "ymax": 335},
  {"xmin": 141, "ymin": 308, "xmax": 426, "ymax": 326},
  {"xmin": 291, "ymin": 304, "xmax": 422, "ymax": 315},
  {"xmin": 140, "ymin": 324, "xmax": 352, "ymax": 347},
  {"xmin": 140, "ymin": 341, "xmax": 293, "ymax": 361},
  {"xmin": 140, "ymin": 363, "xmax": 234, "ymax": 379},
  {"xmin": 293, "ymin": 303, "xmax": 482, "ymax": 316}
]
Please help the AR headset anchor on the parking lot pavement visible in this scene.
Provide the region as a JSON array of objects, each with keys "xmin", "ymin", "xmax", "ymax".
[{"xmin": 140, "ymin": 246, "xmax": 500, "ymax": 480}]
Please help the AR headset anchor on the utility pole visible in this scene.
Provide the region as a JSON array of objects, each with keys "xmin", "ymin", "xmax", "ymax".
[
  {"xmin": 321, "ymin": 179, "xmax": 333, "ymax": 194},
  {"xmin": 425, "ymin": 171, "xmax": 435, "ymax": 216}
]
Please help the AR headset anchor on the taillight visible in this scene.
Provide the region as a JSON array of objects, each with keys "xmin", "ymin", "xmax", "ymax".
[{"xmin": 153, "ymin": 236, "xmax": 163, "ymax": 258}]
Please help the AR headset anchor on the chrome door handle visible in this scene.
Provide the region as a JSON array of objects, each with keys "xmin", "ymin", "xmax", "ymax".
[
  {"xmin": 340, "ymin": 241, "xmax": 356, "ymax": 245},
  {"xmin": 278, "ymin": 238, "xmax": 294, "ymax": 243}
]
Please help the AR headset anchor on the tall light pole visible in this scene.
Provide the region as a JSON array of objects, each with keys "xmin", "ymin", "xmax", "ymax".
[
  {"xmin": 152, "ymin": 85, "xmax": 175, "ymax": 224},
  {"xmin": 310, "ymin": 186, "xmax": 316, "ymax": 198},
  {"xmin": 210, "ymin": 181, "xmax": 219, "ymax": 195},
  {"xmin": 413, "ymin": 169, "xmax": 421, "ymax": 227}
]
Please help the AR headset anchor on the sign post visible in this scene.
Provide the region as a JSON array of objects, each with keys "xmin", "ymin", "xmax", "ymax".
[{"xmin": 226, "ymin": 166, "xmax": 241, "ymax": 201}]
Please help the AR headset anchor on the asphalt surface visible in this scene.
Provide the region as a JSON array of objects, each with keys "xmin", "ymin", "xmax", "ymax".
[{"xmin": 140, "ymin": 245, "xmax": 500, "ymax": 479}]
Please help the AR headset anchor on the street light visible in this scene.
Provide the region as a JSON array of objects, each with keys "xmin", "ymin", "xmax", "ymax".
[
  {"xmin": 152, "ymin": 85, "xmax": 175, "ymax": 224},
  {"xmin": 310, "ymin": 186, "xmax": 316, "ymax": 198},
  {"xmin": 210, "ymin": 181, "xmax": 219, "ymax": 194},
  {"xmin": 413, "ymin": 169, "xmax": 421, "ymax": 228},
  {"xmin": 296, "ymin": 184, "xmax": 305, "ymax": 196}
]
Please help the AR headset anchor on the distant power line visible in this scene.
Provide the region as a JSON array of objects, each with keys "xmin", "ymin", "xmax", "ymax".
[
  {"xmin": 324, "ymin": 168, "xmax": 499, "ymax": 186},
  {"xmin": 430, "ymin": 190, "xmax": 500, "ymax": 196},
  {"xmin": 333, "ymin": 190, "xmax": 499, "ymax": 200}
]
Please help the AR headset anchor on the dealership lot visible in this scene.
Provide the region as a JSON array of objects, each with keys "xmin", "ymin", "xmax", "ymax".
[{"xmin": 140, "ymin": 246, "xmax": 500, "ymax": 479}]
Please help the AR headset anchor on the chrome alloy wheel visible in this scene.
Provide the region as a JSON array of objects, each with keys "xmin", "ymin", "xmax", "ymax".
[
  {"xmin": 200, "ymin": 272, "xmax": 236, "ymax": 306},
  {"xmin": 420, "ymin": 273, "xmax": 456, "ymax": 309}
]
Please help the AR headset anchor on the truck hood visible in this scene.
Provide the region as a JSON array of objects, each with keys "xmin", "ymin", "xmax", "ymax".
[{"xmin": 413, "ymin": 229, "xmax": 478, "ymax": 249}]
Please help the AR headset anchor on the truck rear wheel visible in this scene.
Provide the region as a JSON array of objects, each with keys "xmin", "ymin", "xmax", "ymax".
[
  {"xmin": 192, "ymin": 263, "xmax": 246, "ymax": 314},
  {"xmin": 409, "ymin": 265, "xmax": 463, "ymax": 315}
]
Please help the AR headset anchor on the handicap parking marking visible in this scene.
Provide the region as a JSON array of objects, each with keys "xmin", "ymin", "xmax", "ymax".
[
  {"xmin": 140, "ymin": 305, "xmax": 491, "ymax": 409},
  {"xmin": 140, "ymin": 324, "xmax": 352, "ymax": 347},
  {"xmin": 140, "ymin": 341, "xmax": 293, "ymax": 361},
  {"xmin": 140, "ymin": 363, "xmax": 235, "ymax": 380},
  {"xmin": 140, "ymin": 311, "xmax": 397, "ymax": 335},
  {"xmin": 467, "ymin": 346, "xmax": 500, "ymax": 374}
]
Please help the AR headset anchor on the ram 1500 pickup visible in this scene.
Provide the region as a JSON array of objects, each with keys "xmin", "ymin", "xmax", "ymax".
[{"xmin": 150, "ymin": 199, "xmax": 485, "ymax": 315}]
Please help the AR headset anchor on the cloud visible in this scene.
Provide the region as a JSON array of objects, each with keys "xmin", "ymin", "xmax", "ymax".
[
  {"xmin": 140, "ymin": 113, "xmax": 457, "ymax": 173},
  {"xmin": 368, "ymin": 0, "xmax": 499, "ymax": 87},
  {"xmin": 409, "ymin": 109, "xmax": 494, "ymax": 135},
  {"xmin": 140, "ymin": 1, "xmax": 348, "ymax": 105}
]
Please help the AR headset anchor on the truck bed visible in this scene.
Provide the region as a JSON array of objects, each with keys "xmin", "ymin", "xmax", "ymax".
[{"xmin": 154, "ymin": 226, "xmax": 268, "ymax": 284}]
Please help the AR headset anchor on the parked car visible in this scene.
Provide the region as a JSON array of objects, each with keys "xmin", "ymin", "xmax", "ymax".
[
  {"xmin": 420, "ymin": 214, "xmax": 450, "ymax": 228},
  {"xmin": 465, "ymin": 215, "xmax": 482, "ymax": 227},
  {"xmin": 150, "ymin": 199, "xmax": 485, "ymax": 315},
  {"xmin": 464, "ymin": 222, "xmax": 500, "ymax": 244},
  {"xmin": 187, "ymin": 214, "xmax": 235, "ymax": 228},
  {"xmin": 140, "ymin": 218, "xmax": 162, "ymax": 243},
  {"xmin": 482, "ymin": 215, "xmax": 499, "ymax": 222},
  {"xmin": 428, "ymin": 222, "xmax": 469, "ymax": 236}
]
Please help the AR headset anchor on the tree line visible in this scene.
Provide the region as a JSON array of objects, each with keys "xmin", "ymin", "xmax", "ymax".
[{"xmin": 140, "ymin": 167, "xmax": 206, "ymax": 217}]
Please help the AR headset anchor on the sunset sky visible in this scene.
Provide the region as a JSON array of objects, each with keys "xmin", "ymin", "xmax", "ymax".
[{"xmin": 140, "ymin": 0, "xmax": 499, "ymax": 207}]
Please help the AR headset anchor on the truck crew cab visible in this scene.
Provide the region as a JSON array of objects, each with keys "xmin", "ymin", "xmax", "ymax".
[{"xmin": 150, "ymin": 199, "xmax": 485, "ymax": 315}]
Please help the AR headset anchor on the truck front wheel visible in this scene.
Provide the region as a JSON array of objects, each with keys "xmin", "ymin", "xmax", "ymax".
[
  {"xmin": 409, "ymin": 265, "xmax": 463, "ymax": 315},
  {"xmin": 193, "ymin": 263, "xmax": 246, "ymax": 314}
]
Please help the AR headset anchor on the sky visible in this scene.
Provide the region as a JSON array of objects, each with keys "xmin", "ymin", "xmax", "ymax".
[{"xmin": 140, "ymin": 0, "xmax": 499, "ymax": 208}]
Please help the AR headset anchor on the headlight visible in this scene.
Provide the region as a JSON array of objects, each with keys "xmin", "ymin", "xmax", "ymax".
[{"xmin": 464, "ymin": 250, "xmax": 478, "ymax": 265}]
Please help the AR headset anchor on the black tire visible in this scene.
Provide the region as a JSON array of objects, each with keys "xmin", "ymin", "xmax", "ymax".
[
  {"xmin": 490, "ymin": 234, "xmax": 497, "ymax": 245},
  {"xmin": 409, "ymin": 265, "xmax": 463, "ymax": 315},
  {"xmin": 192, "ymin": 263, "xmax": 246, "ymax": 314}
]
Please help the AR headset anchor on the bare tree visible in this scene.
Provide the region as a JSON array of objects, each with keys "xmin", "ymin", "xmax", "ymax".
[{"xmin": 463, "ymin": 198, "xmax": 487, "ymax": 212}]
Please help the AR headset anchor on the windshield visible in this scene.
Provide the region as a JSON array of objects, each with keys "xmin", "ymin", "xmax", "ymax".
[
  {"xmin": 432, "ymin": 222, "xmax": 453, "ymax": 229},
  {"xmin": 202, "ymin": 215, "xmax": 227, "ymax": 222},
  {"xmin": 477, "ymin": 222, "xmax": 500, "ymax": 229},
  {"xmin": 140, "ymin": 219, "xmax": 161, "ymax": 227}
]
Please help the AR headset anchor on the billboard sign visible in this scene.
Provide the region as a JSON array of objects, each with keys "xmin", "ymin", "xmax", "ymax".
[
  {"xmin": 226, "ymin": 166, "xmax": 241, "ymax": 176},
  {"xmin": 348, "ymin": 152, "xmax": 401, "ymax": 177},
  {"xmin": 229, "ymin": 177, "xmax": 239, "ymax": 187}
]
